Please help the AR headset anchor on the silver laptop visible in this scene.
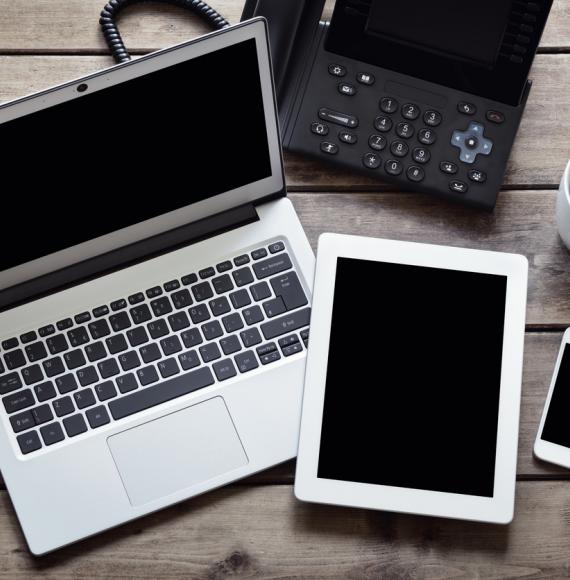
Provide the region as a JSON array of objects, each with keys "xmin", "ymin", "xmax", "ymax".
[{"xmin": 0, "ymin": 19, "xmax": 314, "ymax": 554}]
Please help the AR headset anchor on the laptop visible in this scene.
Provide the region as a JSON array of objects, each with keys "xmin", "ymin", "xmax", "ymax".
[{"xmin": 0, "ymin": 19, "xmax": 314, "ymax": 554}]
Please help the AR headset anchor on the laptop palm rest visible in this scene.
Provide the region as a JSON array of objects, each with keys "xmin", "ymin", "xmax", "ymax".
[{"xmin": 108, "ymin": 397, "xmax": 248, "ymax": 506}]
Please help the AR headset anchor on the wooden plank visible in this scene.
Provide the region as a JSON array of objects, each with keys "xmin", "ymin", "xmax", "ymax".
[
  {"xmin": 0, "ymin": 0, "xmax": 567, "ymax": 52},
  {"xmin": 0, "ymin": 56, "xmax": 569, "ymax": 188},
  {"xmin": 1, "ymin": 481, "xmax": 570, "ymax": 575}
]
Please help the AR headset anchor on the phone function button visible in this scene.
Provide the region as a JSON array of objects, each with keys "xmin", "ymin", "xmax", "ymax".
[
  {"xmin": 406, "ymin": 166, "xmax": 425, "ymax": 182},
  {"xmin": 458, "ymin": 101, "xmax": 477, "ymax": 115},
  {"xmin": 319, "ymin": 108, "xmax": 358, "ymax": 128},
  {"xmin": 418, "ymin": 128, "xmax": 437, "ymax": 145},
  {"xmin": 338, "ymin": 83, "xmax": 357, "ymax": 96},
  {"xmin": 374, "ymin": 115, "xmax": 393, "ymax": 132},
  {"xmin": 440, "ymin": 161, "xmax": 458, "ymax": 174},
  {"xmin": 449, "ymin": 179, "xmax": 469, "ymax": 193},
  {"xmin": 468, "ymin": 169, "xmax": 487, "ymax": 183},
  {"xmin": 380, "ymin": 97, "xmax": 399, "ymax": 114},
  {"xmin": 412, "ymin": 147, "xmax": 430, "ymax": 164},
  {"xmin": 320, "ymin": 142, "xmax": 339, "ymax": 155},
  {"xmin": 486, "ymin": 110, "xmax": 505, "ymax": 124},
  {"xmin": 339, "ymin": 131, "xmax": 358, "ymax": 144},
  {"xmin": 451, "ymin": 122, "xmax": 493, "ymax": 164},
  {"xmin": 363, "ymin": 152, "xmax": 382, "ymax": 169},
  {"xmin": 369, "ymin": 134, "xmax": 387, "ymax": 151},
  {"xmin": 423, "ymin": 110, "xmax": 442, "ymax": 126},
  {"xmin": 328, "ymin": 64, "xmax": 346, "ymax": 77},
  {"xmin": 356, "ymin": 72, "xmax": 375, "ymax": 85},
  {"xmin": 311, "ymin": 122, "xmax": 329, "ymax": 136},
  {"xmin": 385, "ymin": 159, "xmax": 403, "ymax": 176},
  {"xmin": 401, "ymin": 103, "xmax": 420, "ymax": 120}
]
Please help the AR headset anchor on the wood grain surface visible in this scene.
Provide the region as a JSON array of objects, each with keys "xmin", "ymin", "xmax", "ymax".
[{"xmin": 0, "ymin": 0, "xmax": 568, "ymax": 573}]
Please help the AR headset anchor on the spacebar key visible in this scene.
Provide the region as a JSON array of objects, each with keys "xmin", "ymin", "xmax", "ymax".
[
  {"xmin": 261, "ymin": 307, "xmax": 311, "ymax": 340},
  {"xmin": 109, "ymin": 367, "xmax": 215, "ymax": 420}
]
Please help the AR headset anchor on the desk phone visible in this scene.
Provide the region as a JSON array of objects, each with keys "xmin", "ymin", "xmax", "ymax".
[{"xmin": 243, "ymin": 0, "xmax": 553, "ymax": 210}]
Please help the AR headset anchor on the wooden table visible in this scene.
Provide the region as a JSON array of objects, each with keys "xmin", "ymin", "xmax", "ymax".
[{"xmin": 0, "ymin": 0, "xmax": 569, "ymax": 576}]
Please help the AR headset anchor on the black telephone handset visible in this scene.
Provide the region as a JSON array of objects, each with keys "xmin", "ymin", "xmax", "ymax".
[{"xmin": 245, "ymin": 0, "xmax": 553, "ymax": 210}]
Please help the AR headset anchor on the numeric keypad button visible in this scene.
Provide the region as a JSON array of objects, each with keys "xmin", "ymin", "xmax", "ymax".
[
  {"xmin": 362, "ymin": 153, "xmax": 382, "ymax": 169},
  {"xmin": 374, "ymin": 115, "xmax": 392, "ymax": 132},
  {"xmin": 412, "ymin": 147, "xmax": 430, "ymax": 164},
  {"xmin": 423, "ymin": 110, "xmax": 442, "ymax": 126},
  {"xmin": 401, "ymin": 103, "xmax": 420, "ymax": 120},
  {"xmin": 380, "ymin": 97, "xmax": 398, "ymax": 114},
  {"xmin": 385, "ymin": 159, "xmax": 403, "ymax": 176},
  {"xmin": 396, "ymin": 122, "xmax": 414, "ymax": 139},
  {"xmin": 406, "ymin": 166, "xmax": 425, "ymax": 182},
  {"xmin": 418, "ymin": 128, "xmax": 436, "ymax": 145},
  {"xmin": 369, "ymin": 134, "xmax": 387, "ymax": 151},
  {"xmin": 390, "ymin": 140, "xmax": 409, "ymax": 158}
]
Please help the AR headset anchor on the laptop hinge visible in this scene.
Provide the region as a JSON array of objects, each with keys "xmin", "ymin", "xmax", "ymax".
[{"xmin": 0, "ymin": 203, "xmax": 259, "ymax": 312}]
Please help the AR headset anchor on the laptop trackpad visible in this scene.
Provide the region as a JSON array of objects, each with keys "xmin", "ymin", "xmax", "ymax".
[{"xmin": 108, "ymin": 397, "xmax": 248, "ymax": 506}]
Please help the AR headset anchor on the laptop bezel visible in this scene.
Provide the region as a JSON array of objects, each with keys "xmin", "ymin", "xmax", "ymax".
[{"xmin": 0, "ymin": 18, "xmax": 283, "ymax": 292}]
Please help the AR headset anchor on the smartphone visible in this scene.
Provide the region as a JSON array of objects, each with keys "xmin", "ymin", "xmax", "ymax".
[{"xmin": 534, "ymin": 328, "xmax": 570, "ymax": 467}]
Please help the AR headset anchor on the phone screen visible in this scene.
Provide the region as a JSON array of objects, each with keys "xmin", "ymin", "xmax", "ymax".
[{"xmin": 541, "ymin": 344, "xmax": 570, "ymax": 447}]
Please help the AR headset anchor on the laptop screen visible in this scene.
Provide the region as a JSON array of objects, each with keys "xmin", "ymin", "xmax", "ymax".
[{"xmin": 0, "ymin": 37, "xmax": 271, "ymax": 275}]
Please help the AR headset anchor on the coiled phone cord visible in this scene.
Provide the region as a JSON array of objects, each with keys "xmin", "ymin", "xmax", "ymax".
[{"xmin": 100, "ymin": 0, "xmax": 230, "ymax": 64}]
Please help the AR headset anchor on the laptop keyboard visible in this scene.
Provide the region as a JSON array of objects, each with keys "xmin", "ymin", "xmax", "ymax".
[{"xmin": 0, "ymin": 241, "xmax": 310, "ymax": 456}]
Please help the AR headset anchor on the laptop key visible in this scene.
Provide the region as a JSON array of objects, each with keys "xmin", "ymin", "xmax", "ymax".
[
  {"xmin": 270, "ymin": 271, "xmax": 308, "ymax": 311},
  {"xmin": 4, "ymin": 349, "xmax": 26, "ymax": 370},
  {"xmin": 250, "ymin": 281, "xmax": 271, "ymax": 302},
  {"xmin": 119, "ymin": 351, "xmax": 141, "ymax": 372},
  {"xmin": 40, "ymin": 422, "xmax": 64, "ymax": 446},
  {"xmin": 230, "ymin": 289, "xmax": 251, "ymax": 309},
  {"xmin": 220, "ymin": 335, "xmax": 241, "ymax": 355},
  {"xmin": 279, "ymin": 334, "xmax": 299, "ymax": 348},
  {"xmin": 212, "ymin": 274, "xmax": 234, "ymax": 295},
  {"xmin": 32, "ymin": 404, "xmax": 54, "ymax": 425},
  {"xmin": 67, "ymin": 327, "xmax": 90, "ymax": 348},
  {"xmin": 74, "ymin": 388, "xmax": 96, "ymax": 409},
  {"xmin": 88, "ymin": 320, "xmax": 111, "ymax": 340},
  {"xmin": 222, "ymin": 313, "xmax": 244, "ymax": 333},
  {"xmin": 164, "ymin": 280, "xmax": 180, "ymax": 292},
  {"xmin": 140, "ymin": 343, "xmax": 161, "ymax": 364},
  {"xmin": 106, "ymin": 334, "xmax": 128, "ymax": 355},
  {"xmin": 98, "ymin": 358, "xmax": 120, "ymax": 379},
  {"xmin": 233, "ymin": 254, "xmax": 250, "ymax": 266},
  {"xmin": 269, "ymin": 241, "xmax": 285, "ymax": 254},
  {"xmin": 260, "ymin": 351, "xmax": 281, "ymax": 365},
  {"xmin": 127, "ymin": 327, "xmax": 149, "ymax": 347},
  {"xmin": 85, "ymin": 341, "xmax": 107, "ymax": 362},
  {"xmin": 178, "ymin": 350, "xmax": 200, "ymax": 370},
  {"xmin": 240, "ymin": 328, "xmax": 262, "ymax": 348},
  {"xmin": 199, "ymin": 267, "xmax": 215, "ymax": 279},
  {"xmin": 146, "ymin": 286, "xmax": 162, "ymax": 299},
  {"xmin": 181, "ymin": 273, "xmax": 197, "ymax": 286},
  {"xmin": 172, "ymin": 289, "xmax": 193, "ymax": 309},
  {"xmin": 128, "ymin": 292, "xmax": 145, "ymax": 305},
  {"xmin": 137, "ymin": 365, "xmax": 159, "ymax": 386},
  {"xmin": 147, "ymin": 319, "xmax": 169, "ymax": 340},
  {"xmin": 38, "ymin": 325, "xmax": 55, "ymax": 338},
  {"xmin": 199, "ymin": 343, "xmax": 221, "ymax": 363},
  {"xmin": 253, "ymin": 253, "xmax": 292, "ymax": 280},
  {"xmin": 116, "ymin": 373, "xmax": 138, "ymax": 394},
  {"xmin": 22, "ymin": 364, "xmax": 44, "ymax": 385},
  {"xmin": 17, "ymin": 430, "xmax": 42, "ymax": 454},
  {"xmin": 261, "ymin": 307, "xmax": 311, "ymax": 340},
  {"xmin": 0, "ymin": 372, "xmax": 22, "ymax": 395},
  {"xmin": 10, "ymin": 410, "xmax": 34, "ymax": 433},
  {"xmin": 213, "ymin": 359, "xmax": 237, "ymax": 381},
  {"xmin": 232, "ymin": 267, "xmax": 254, "ymax": 287},
  {"xmin": 64, "ymin": 349, "xmax": 86, "ymax": 370},
  {"xmin": 263, "ymin": 297, "xmax": 286, "ymax": 318},
  {"xmin": 95, "ymin": 381, "xmax": 117, "ymax": 402},
  {"xmin": 192, "ymin": 281, "xmax": 214, "ymax": 302},
  {"xmin": 209, "ymin": 297, "xmax": 231, "ymax": 316},
  {"xmin": 3, "ymin": 389, "xmax": 34, "ymax": 414},
  {"xmin": 47, "ymin": 334, "xmax": 68, "ymax": 355},
  {"xmin": 86, "ymin": 406, "xmax": 110, "ymax": 429},
  {"xmin": 57, "ymin": 318, "xmax": 73, "ymax": 331},
  {"xmin": 93, "ymin": 305, "xmax": 109, "ymax": 318},
  {"xmin": 2, "ymin": 337, "xmax": 18, "ymax": 350},
  {"xmin": 110, "ymin": 311, "xmax": 131, "ymax": 332},
  {"xmin": 130, "ymin": 304, "xmax": 152, "ymax": 325},
  {"xmin": 181, "ymin": 328, "xmax": 203, "ymax": 348},
  {"xmin": 109, "ymin": 366, "xmax": 215, "ymax": 420},
  {"xmin": 202, "ymin": 320, "xmax": 223, "ymax": 341},
  {"xmin": 77, "ymin": 366, "xmax": 99, "ymax": 386},
  {"xmin": 216, "ymin": 260, "xmax": 232, "ymax": 273},
  {"xmin": 158, "ymin": 358, "xmax": 180, "ymax": 378},
  {"xmin": 111, "ymin": 299, "xmax": 127, "ymax": 311},
  {"xmin": 234, "ymin": 351, "xmax": 259, "ymax": 373},
  {"xmin": 251, "ymin": 248, "xmax": 268, "ymax": 260},
  {"xmin": 189, "ymin": 304, "xmax": 211, "ymax": 324},
  {"xmin": 34, "ymin": 381, "xmax": 56, "ymax": 402},
  {"xmin": 55, "ymin": 374, "xmax": 78, "ymax": 394},
  {"xmin": 160, "ymin": 336, "xmax": 182, "ymax": 356},
  {"xmin": 243, "ymin": 305, "xmax": 264, "ymax": 326},
  {"xmin": 151, "ymin": 297, "xmax": 173, "ymax": 317},
  {"xmin": 25, "ymin": 341, "xmax": 47, "ymax": 362},
  {"xmin": 53, "ymin": 396, "xmax": 74, "ymax": 417},
  {"xmin": 257, "ymin": 343, "xmax": 277, "ymax": 356},
  {"xmin": 63, "ymin": 414, "xmax": 87, "ymax": 437},
  {"xmin": 74, "ymin": 312, "xmax": 91, "ymax": 325}
]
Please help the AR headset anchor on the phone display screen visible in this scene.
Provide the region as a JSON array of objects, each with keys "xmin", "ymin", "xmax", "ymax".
[{"xmin": 541, "ymin": 345, "xmax": 570, "ymax": 448}]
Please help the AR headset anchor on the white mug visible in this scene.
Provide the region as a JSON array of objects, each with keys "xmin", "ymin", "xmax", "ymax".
[{"xmin": 558, "ymin": 160, "xmax": 570, "ymax": 250}]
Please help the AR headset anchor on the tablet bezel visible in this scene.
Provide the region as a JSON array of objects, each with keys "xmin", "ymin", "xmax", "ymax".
[
  {"xmin": 534, "ymin": 328, "xmax": 570, "ymax": 468},
  {"xmin": 295, "ymin": 233, "xmax": 528, "ymax": 524}
]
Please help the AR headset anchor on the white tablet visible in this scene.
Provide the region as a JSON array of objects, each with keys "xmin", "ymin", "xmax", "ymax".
[{"xmin": 295, "ymin": 234, "xmax": 528, "ymax": 524}]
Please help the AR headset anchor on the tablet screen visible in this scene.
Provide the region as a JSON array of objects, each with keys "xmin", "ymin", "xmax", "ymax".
[{"xmin": 317, "ymin": 258, "xmax": 507, "ymax": 498}]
